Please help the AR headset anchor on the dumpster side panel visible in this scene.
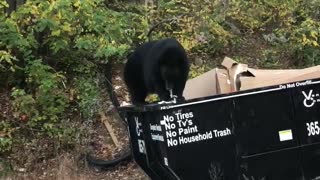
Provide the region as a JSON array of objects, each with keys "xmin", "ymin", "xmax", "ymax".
[
  {"xmin": 142, "ymin": 112, "xmax": 178, "ymax": 179},
  {"xmin": 234, "ymin": 88, "xmax": 301, "ymax": 179},
  {"xmin": 292, "ymin": 82, "xmax": 320, "ymax": 179},
  {"xmin": 124, "ymin": 78, "xmax": 320, "ymax": 180},
  {"xmin": 152, "ymin": 99, "xmax": 238, "ymax": 180},
  {"xmin": 126, "ymin": 112, "xmax": 161, "ymax": 179}
]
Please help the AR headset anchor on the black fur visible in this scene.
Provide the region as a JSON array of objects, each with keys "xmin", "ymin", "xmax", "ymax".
[
  {"xmin": 86, "ymin": 38, "xmax": 189, "ymax": 169},
  {"xmin": 124, "ymin": 38, "xmax": 190, "ymax": 104}
]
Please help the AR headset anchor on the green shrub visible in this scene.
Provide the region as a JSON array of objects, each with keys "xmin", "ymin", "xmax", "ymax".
[
  {"xmin": 0, "ymin": 0, "xmax": 146, "ymax": 152},
  {"xmin": 146, "ymin": 0, "xmax": 235, "ymax": 56},
  {"xmin": 11, "ymin": 60, "xmax": 68, "ymax": 131},
  {"xmin": 71, "ymin": 60, "xmax": 99, "ymax": 119},
  {"xmin": 1, "ymin": 0, "xmax": 320, "ymax": 162}
]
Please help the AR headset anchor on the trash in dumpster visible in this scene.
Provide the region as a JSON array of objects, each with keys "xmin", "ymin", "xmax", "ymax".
[{"xmin": 120, "ymin": 57, "xmax": 320, "ymax": 180}]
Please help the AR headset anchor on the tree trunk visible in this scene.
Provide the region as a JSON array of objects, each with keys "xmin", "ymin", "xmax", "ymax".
[
  {"xmin": 5, "ymin": 0, "xmax": 16, "ymax": 14},
  {"xmin": 5, "ymin": 0, "xmax": 25, "ymax": 15}
]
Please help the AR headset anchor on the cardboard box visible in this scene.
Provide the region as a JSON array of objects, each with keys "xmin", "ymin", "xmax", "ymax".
[
  {"xmin": 183, "ymin": 57, "xmax": 249, "ymax": 99},
  {"xmin": 183, "ymin": 68, "xmax": 217, "ymax": 99},
  {"xmin": 221, "ymin": 57, "xmax": 250, "ymax": 92},
  {"xmin": 215, "ymin": 68, "xmax": 231, "ymax": 94},
  {"xmin": 183, "ymin": 56, "xmax": 320, "ymax": 99}
]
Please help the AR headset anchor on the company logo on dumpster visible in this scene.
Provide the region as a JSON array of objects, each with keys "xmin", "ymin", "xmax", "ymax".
[
  {"xmin": 138, "ymin": 139, "xmax": 146, "ymax": 154},
  {"xmin": 134, "ymin": 117, "xmax": 146, "ymax": 154},
  {"xmin": 302, "ymin": 90, "xmax": 320, "ymax": 108},
  {"xmin": 135, "ymin": 117, "xmax": 142, "ymax": 136}
]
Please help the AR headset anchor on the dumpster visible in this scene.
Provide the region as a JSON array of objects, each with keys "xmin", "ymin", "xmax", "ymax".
[{"xmin": 120, "ymin": 58, "xmax": 320, "ymax": 180}]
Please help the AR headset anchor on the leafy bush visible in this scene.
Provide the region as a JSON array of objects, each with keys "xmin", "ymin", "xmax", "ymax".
[
  {"xmin": 189, "ymin": 64, "xmax": 209, "ymax": 79},
  {"xmin": 146, "ymin": 0, "xmax": 235, "ymax": 55},
  {"xmin": 0, "ymin": 0, "xmax": 144, "ymax": 153},
  {"xmin": 1, "ymin": 0, "xmax": 320, "ymax": 161},
  {"xmin": 261, "ymin": 0, "xmax": 320, "ymax": 67},
  {"xmin": 11, "ymin": 60, "xmax": 68, "ymax": 130},
  {"xmin": 289, "ymin": 18, "xmax": 320, "ymax": 66},
  {"xmin": 0, "ymin": 121, "xmax": 14, "ymax": 153},
  {"xmin": 71, "ymin": 60, "xmax": 99, "ymax": 119}
]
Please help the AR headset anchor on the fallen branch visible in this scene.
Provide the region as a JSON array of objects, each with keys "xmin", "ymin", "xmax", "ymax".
[{"xmin": 99, "ymin": 111, "xmax": 120, "ymax": 148}]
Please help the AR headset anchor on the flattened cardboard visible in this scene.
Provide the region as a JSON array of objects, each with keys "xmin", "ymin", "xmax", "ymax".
[
  {"xmin": 240, "ymin": 69, "xmax": 301, "ymax": 90},
  {"xmin": 229, "ymin": 63, "xmax": 249, "ymax": 91},
  {"xmin": 183, "ymin": 69, "xmax": 217, "ymax": 100},
  {"xmin": 183, "ymin": 57, "xmax": 238, "ymax": 99},
  {"xmin": 241, "ymin": 66, "xmax": 320, "ymax": 90},
  {"xmin": 221, "ymin": 57, "xmax": 250, "ymax": 91},
  {"xmin": 246, "ymin": 68, "xmax": 299, "ymax": 77},
  {"xmin": 221, "ymin": 56, "xmax": 237, "ymax": 69},
  {"xmin": 285, "ymin": 69, "xmax": 320, "ymax": 82},
  {"xmin": 182, "ymin": 57, "xmax": 320, "ymax": 100},
  {"xmin": 216, "ymin": 68, "xmax": 231, "ymax": 94}
]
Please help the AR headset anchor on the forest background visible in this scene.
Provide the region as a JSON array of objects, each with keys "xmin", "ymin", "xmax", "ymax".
[{"xmin": 0, "ymin": 0, "xmax": 319, "ymax": 179}]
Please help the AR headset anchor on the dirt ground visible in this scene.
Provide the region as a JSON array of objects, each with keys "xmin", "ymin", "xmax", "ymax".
[{"xmin": 3, "ymin": 154, "xmax": 148, "ymax": 180}]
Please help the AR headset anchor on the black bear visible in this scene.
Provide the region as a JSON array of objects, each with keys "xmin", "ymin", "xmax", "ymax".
[{"xmin": 124, "ymin": 38, "xmax": 190, "ymax": 104}]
